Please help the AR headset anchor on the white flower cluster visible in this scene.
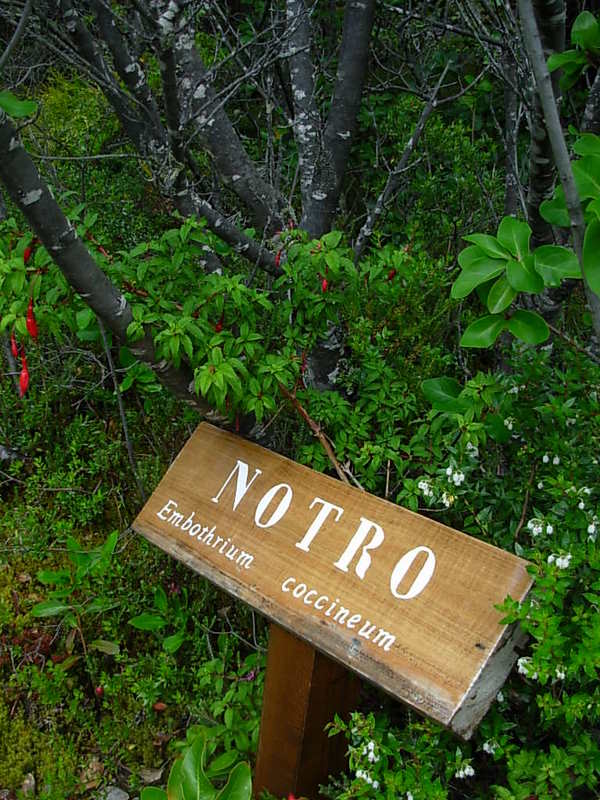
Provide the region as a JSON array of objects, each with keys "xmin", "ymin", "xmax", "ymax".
[
  {"xmin": 441, "ymin": 491, "xmax": 454, "ymax": 508},
  {"xmin": 555, "ymin": 665, "xmax": 566, "ymax": 681},
  {"xmin": 446, "ymin": 466, "xmax": 465, "ymax": 485},
  {"xmin": 547, "ymin": 553, "xmax": 572, "ymax": 569},
  {"xmin": 355, "ymin": 769, "xmax": 379, "ymax": 790},
  {"xmin": 362, "ymin": 740, "xmax": 380, "ymax": 764},
  {"xmin": 526, "ymin": 518, "xmax": 553, "ymax": 537},
  {"xmin": 406, "ymin": 794, "xmax": 414, "ymax": 800},
  {"xmin": 466, "ymin": 441, "xmax": 479, "ymax": 457},
  {"xmin": 504, "ymin": 417, "xmax": 514, "ymax": 431},
  {"xmin": 588, "ymin": 521, "xmax": 598, "ymax": 542},
  {"xmin": 418, "ymin": 479, "xmax": 433, "ymax": 498},
  {"xmin": 517, "ymin": 656, "xmax": 538, "ymax": 680},
  {"xmin": 542, "ymin": 453, "xmax": 560, "ymax": 465},
  {"xmin": 482, "ymin": 740, "xmax": 497, "ymax": 755},
  {"xmin": 455, "ymin": 764, "xmax": 475, "ymax": 779}
]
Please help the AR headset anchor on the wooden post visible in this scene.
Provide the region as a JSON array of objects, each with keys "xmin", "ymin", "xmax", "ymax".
[{"xmin": 254, "ymin": 624, "xmax": 360, "ymax": 799}]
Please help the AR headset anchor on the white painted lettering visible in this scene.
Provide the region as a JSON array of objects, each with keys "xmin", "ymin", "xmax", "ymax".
[
  {"xmin": 295, "ymin": 497, "xmax": 344, "ymax": 552},
  {"xmin": 333, "ymin": 517, "xmax": 385, "ymax": 579},
  {"xmin": 181, "ymin": 512, "xmax": 195, "ymax": 531},
  {"xmin": 333, "ymin": 606, "xmax": 350, "ymax": 624},
  {"xmin": 314, "ymin": 595, "xmax": 328, "ymax": 610},
  {"xmin": 169, "ymin": 510, "xmax": 184, "ymax": 527},
  {"xmin": 292, "ymin": 582, "xmax": 307, "ymax": 599},
  {"xmin": 303, "ymin": 590, "xmax": 318, "ymax": 605},
  {"xmin": 189, "ymin": 523, "xmax": 202, "ymax": 537},
  {"xmin": 372, "ymin": 628, "xmax": 396, "ymax": 650},
  {"xmin": 211, "ymin": 460, "xmax": 262, "ymax": 510},
  {"xmin": 346, "ymin": 613, "xmax": 362, "ymax": 629},
  {"xmin": 282, "ymin": 577, "xmax": 295, "ymax": 592},
  {"xmin": 390, "ymin": 546, "xmax": 436, "ymax": 600},
  {"xmin": 254, "ymin": 483, "xmax": 293, "ymax": 528},
  {"xmin": 157, "ymin": 499, "xmax": 177, "ymax": 520}
]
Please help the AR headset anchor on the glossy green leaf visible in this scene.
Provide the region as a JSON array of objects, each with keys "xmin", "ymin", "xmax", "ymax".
[
  {"xmin": 534, "ymin": 245, "xmax": 581, "ymax": 286},
  {"xmin": 506, "ymin": 257, "xmax": 544, "ymax": 293},
  {"xmin": 421, "ymin": 377, "xmax": 469, "ymax": 413},
  {"xmin": 154, "ymin": 585, "xmax": 168, "ymax": 614},
  {"xmin": 215, "ymin": 762, "xmax": 252, "ymax": 800},
  {"xmin": 539, "ymin": 187, "xmax": 570, "ymax": 228},
  {"xmin": 163, "ymin": 630, "xmax": 186, "ymax": 654},
  {"xmin": 571, "ymin": 11, "xmax": 600, "ymax": 51},
  {"xmin": 574, "ymin": 133, "xmax": 600, "ymax": 156},
  {"xmin": 89, "ymin": 639, "xmax": 120, "ymax": 655},
  {"xmin": 451, "ymin": 252, "xmax": 506, "ymax": 299},
  {"xmin": 497, "ymin": 217, "xmax": 531, "ymax": 260},
  {"xmin": 506, "ymin": 310, "xmax": 550, "ymax": 344},
  {"xmin": 583, "ymin": 217, "xmax": 600, "ymax": 296},
  {"xmin": 460, "ymin": 315, "xmax": 506, "ymax": 348},
  {"xmin": 573, "ymin": 156, "xmax": 600, "ymax": 200},
  {"xmin": 206, "ymin": 751, "xmax": 240, "ymax": 780},
  {"xmin": 141, "ymin": 789, "xmax": 168, "ymax": 800},
  {"xmin": 462, "ymin": 234, "xmax": 510, "ymax": 259},
  {"xmin": 31, "ymin": 599, "xmax": 72, "ymax": 618},
  {"xmin": 179, "ymin": 734, "xmax": 217, "ymax": 800},
  {"xmin": 167, "ymin": 758, "xmax": 185, "ymax": 800},
  {"xmin": 0, "ymin": 91, "xmax": 37, "ymax": 118},
  {"xmin": 128, "ymin": 613, "xmax": 167, "ymax": 631},
  {"xmin": 485, "ymin": 413, "xmax": 511, "ymax": 443},
  {"xmin": 547, "ymin": 49, "xmax": 581, "ymax": 72},
  {"xmin": 487, "ymin": 276, "xmax": 517, "ymax": 313}
]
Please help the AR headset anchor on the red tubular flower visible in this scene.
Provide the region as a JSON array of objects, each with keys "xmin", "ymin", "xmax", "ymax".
[
  {"xmin": 19, "ymin": 361, "xmax": 29, "ymax": 397},
  {"xmin": 321, "ymin": 277, "xmax": 328, "ymax": 293},
  {"xmin": 26, "ymin": 297, "xmax": 38, "ymax": 339},
  {"xmin": 23, "ymin": 246, "xmax": 33, "ymax": 264},
  {"xmin": 387, "ymin": 268, "xmax": 397, "ymax": 281},
  {"xmin": 274, "ymin": 249, "xmax": 282, "ymax": 269},
  {"xmin": 10, "ymin": 331, "xmax": 18, "ymax": 358},
  {"xmin": 214, "ymin": 313, "xmax": 225, "ymax": 333}
]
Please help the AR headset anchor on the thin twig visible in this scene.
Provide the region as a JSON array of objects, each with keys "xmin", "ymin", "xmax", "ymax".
[
  {"xmin": 514, "ymin": 464, "xmax": 536, "ymax": 540},
  {"xmin": 0, "ymin": 0, "xmax": 32, "ymax": 73},
  {"xmin": 548, "ymin": 323, "xmax": 600, "ymax": 366},
  {"xmin": 97, "ymin": 318, "xmax": 146, "ymax": 502},
  {"xmin": 278, "ymin": 383, "xmax": 349, "ymax": 484}
]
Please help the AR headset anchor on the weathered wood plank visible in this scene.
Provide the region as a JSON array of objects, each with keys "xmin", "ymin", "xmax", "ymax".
[
  {"xmin": 133, "ymin": 423, "xmax": 533, "ymax": 736},
  {"xmin": 253, "ymin": 624, "xmax": 360, "ymax": 799}
]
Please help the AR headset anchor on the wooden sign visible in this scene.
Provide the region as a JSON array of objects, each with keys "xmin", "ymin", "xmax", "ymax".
[{"xmin": 133, "ymin": 423, "xmax": 532, "ymax": 738}]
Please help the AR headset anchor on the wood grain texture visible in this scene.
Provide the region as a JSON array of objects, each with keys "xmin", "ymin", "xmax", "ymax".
[
  {"xmin": 133, "ymin": 423, "xmax": 533, "ymax": 736},
  {"xmin": 254, "ymin": 624, "xmax": 360, "ymax": 799}
]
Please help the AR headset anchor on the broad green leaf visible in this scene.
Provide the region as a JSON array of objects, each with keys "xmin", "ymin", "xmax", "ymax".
[
  {"xmin": 573, "ymin": 156, "xmax": 600, "ymax": 200},
  {"xmin": 460, "ymin": 315, "xmax": 506, "ymax": 348},
  {"xmin": 128, "ymin": 613, "xmax": 167, "ymax": 631},
  {"xmin": 458, "ymin": 245, "xmax": 501, "ymax": 270},
  {"xmin": 451, "ymin": 252, "xmax": 506, "ymax": 299},
  {"xmin": 547, "ymin": 49, "xmax": 581, "ymax": 72},
  {"xmin": 37, "ymin": 569, "xmax": 71, "ymax": 585},
  {"xmin": 487, "ymin": 276, "xmax": 517, "ymax": 313},
  {"xmin": 462, "ymin": 234, "xmax": 510, "ymax": 259},
  {"xmin": 485, "ymin": 413, "xmax": 511, "ymax": 444},
  {"xmin": 141, "ymin": 789, "xmax": 168, "ymax": 800},
  {"xmin": 587, "ymin": 198, "xmax": 600, "ymax": 219},
  {"xmin": 534, "ymin": 245, "xmax": 581, "ymax": 286},
  {"xmin": 506, "ymin": 257, "xmax": 545, "ymax": 293},
  {"xmin": 32, "ymin": 599, "xmax": 72, "ymax": 618},
  {"xmin": 167, "ymin": 758, "xmax": 185, "ymax": 800},
  {"xmin": 206, "ymin": 752, "xmax": 240, "ymax": 780},
  {"xmin": 322, "ymin": 230, "xmax": 342, "ymax": 249},
  {"xmin": 179, "ymin": 734, "xmax": 217, "ymax": 800},
  {"xmin": 583, "ymin": 217, "xmax": 600, "ymax": 296},
  {"xmin": 89, "ymin": 639, "xmax": 120, "ymax": 655},
  {"xmin": 506, "ymin": 310, "xmax": 550, "ymax": 344},
  {"xmin": 497, "ymin": 217, "xmax": 531, "ymax": 260},
  {"xmin": 421, "ymin": 377, "xmax": 469, "ymax": 413},
  {"xmin": 571, "ymin": 11, "xmax": 600, "ymax": 51},
  {"xmin": 215, "ymin": 762, "xmax": 252, "ymax": 800},
  {"xmin": 154, "ymin": 585, "xmax": 168, "ymax": 614},
  {"xmin": 0, "ymin": 91, "xmax": 37, "ymax": 118},
  {"xmin": 163, "ymin": 630, "xmax": 186, "ymax": 654},
  {"xmin": 574, "ymin": 133, "xmax": 600, "ymax": 156},
  {"xmin": 540, "ymin": 187, "xmax": 570, "ymax": 227}
]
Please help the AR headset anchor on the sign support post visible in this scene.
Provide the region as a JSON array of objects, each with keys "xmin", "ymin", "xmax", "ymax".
[{"xmin": 254, "ymin": 624, "xmax": 360, "ymax": 799}]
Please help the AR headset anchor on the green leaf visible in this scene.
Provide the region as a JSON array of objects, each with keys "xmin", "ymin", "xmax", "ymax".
[
  {"xmin": 215, "ymin": 762, "xmax": 252, "ymax": 800},
  {"xmin": 462, "ymin": 234, "xmax": 511, "ymax": 260},
  {"xmin": 460, "ymin": 315, "xmax": 506, "ymax": 348},
  {"xmin": 485, "ymin": 413, "xmax": 511, "ymax": 443},
  {"xmin": 31, "ymin": 600, "xmax": 72, "ymax": 618},
  {"xmin": 534, "ymin": 245, "xmax": 581, "ymax": 286},
  {"xmin": 487, "ymin": 276, "xmax": 517, "ymax": 313},
  {"xmin": 89, "ymin": 639, "xmax": 120, "ymax": 656},
  {"xmin": 163, "ymin": 630, "xmax": 186, "ymax": 654},
  {"xmin": 547, "ymin": 49, "xmax": 582, "ymax": 71},
  {"xmin": 574, "ymin": 133, "xmax": 600, "ymax": 156},
  {"xmin": 322, "ymin": 230, "xmax": 342, "ymax": 249},
  {"xmin": 497, "ymin": 217, "xmax": 531, "ymax": 260},
  {"xmin": 167, "ymin": 758, "xmax": 185, "ymax": 800},
  {"xmin": 206, "ymin": 752, "xmax": 240, "ymax": 780},
  {"xmin": 583, "ymin": 217, "xmax": 600, "ymax": 296},
  {"xmin": 179, "ymin": 734, "xmax": 217, "ymax": 800},
  {"xmin": 573, "ymin": 156, "xmax": 600, "ymax": 200},
  {"xmin": 128, "ymin": 613, "xmax": 167, "ymax": 631},
  {"xmin": 571, "ymin": 11, "xmax": 600, "ymax": 51},
  {"xmin": 421, "ymin": 377, "xmax": 469, "ymax": 413},
  {"xmin": 451, "ymin": 251, "xmax": 506, "ymax": 299},
  {"xmin": 506, "ymin": 310, "xmax": 550, "ymax": 344},
  {"xmin": 539, "ymin": 188, "xmax": 570, "ymax": 227},
  {"xmin": 506, "ymin": 257, "xmax": 544, "ymax": 293},
  {"xmin": 141, "ymin": 789, "xmax": 168, "ymax": 800},
  {"xmin": 154, "ymin": 586, "xmax": 168, "ymax": 614},
  {"xmin": 0, "ymin": 91, "xmax": 37, "ymax": 118}
]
